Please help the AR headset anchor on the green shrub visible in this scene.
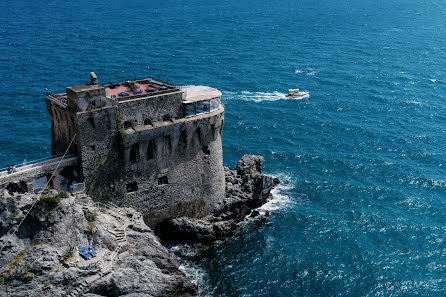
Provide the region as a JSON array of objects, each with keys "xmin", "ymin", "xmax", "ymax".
[
  {"xmin": 37, "ymin": 195, "xmax": 60, "ymax": 211},
  {"xmin": 83, "ymin": 209, "xmax": 98, "ymax": 222},
  {"xmin": 6, "ymin": 211, "xmax": 19, "ymax": 225},
  {"xmin": 62, "ymin": 246, "xmax": 75, "ymax": 261},
  {"xmin": 56, "ymin": 191, "xmax": 68, "ymax": 199},
  {"xmin": 87, "ymin": 222, "xmax": 96, "ymax": 232}
]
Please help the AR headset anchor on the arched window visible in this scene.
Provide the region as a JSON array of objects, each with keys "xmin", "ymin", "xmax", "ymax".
[
  {"xmin": 195, "ymin": 127, "xmax": 202, "ymax": 145},
  {"xmin": 179, "ymin": 129, "xmax": 187, "ymax": 150},
  {"xmin": 147, "ymin": 140, "xmax": 156, "ymax": 160},
  {"xmin": 130, "ymin": 143, "xmax": 139, "ymax": 163},
  {"xmin": 219, "ymin": 120, "xmax": 224, "ymax": 135},
  {"xmin": 211, "ymin": 124, "xmax": 216, "ymax": 139},
  {"xmin": 144, "ymin": 118, "xmax": 152, "ymax": 126},
  {"xmin": 164, "ymin": 135, "xmax": 172, "ymax": 155}
]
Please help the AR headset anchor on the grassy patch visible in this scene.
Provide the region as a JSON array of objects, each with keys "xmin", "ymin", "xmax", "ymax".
[
  {"xmin": 87, "ymin": 222, "xmax": 96, "ymax": 232},
  {"xmin": 1, "ymin": 248, "xmax": 33, "ymax": 284},
  {"xmin": 55, "ymin": 191, "xmax": 68, "ymax": 199},
  {"xmin": 6, "ymin": 211, "xmax": 19, "ymax": 225},
  {"xmin": 83, "ymin": 209, "xmax": 98, "ymax": 222}
]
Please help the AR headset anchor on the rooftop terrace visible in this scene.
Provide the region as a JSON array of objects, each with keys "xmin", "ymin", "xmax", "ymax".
[{"xmin": 105, "ymin": 79, "xmax": 179, "ymax": 100}]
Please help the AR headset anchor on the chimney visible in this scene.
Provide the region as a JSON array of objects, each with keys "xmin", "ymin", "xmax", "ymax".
[{"xmin": 90, "ymin": 72, "xmax": 98, "ymax": 85}]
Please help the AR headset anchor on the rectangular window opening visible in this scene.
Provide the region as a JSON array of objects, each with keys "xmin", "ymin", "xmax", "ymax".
[
  {"xmin": 147, "ymin": 140, "xmax": 156, "ymax": 160},
  {"xmin": 158, "ymin": 176, "xmax": 168, "ymax": 185},
  {"xmin": 126, "ymin": 182, "xmax": 138, "ymax": 193}
]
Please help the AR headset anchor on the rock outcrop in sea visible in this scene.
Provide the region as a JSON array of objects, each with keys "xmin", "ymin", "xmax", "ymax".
[
  {"xmin": 155, "ymin": 155, "xmax": 280, "ymax": 243},
  {"xmin": 0, "ymin": 155, "xmax": 278, "ymax": 297}
]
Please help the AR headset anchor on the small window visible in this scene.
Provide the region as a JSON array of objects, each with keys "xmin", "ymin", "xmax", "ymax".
[
  {"xmin": 144, "ymin": 118, "xmax": 152, "ymax": 126},
  {"xmin": 87, "ymin": 118, "xmax": 95, "ymax": 129},
  {"xmin": 164, "ymin": 135, "xmax": 172, "ymax": 155},
  {"xmin": 219, "ymin": 120, "xmax": 224, "ymax": 135},
  {"xmin": 91, "ymin": 145, "xmax": 96, "ymax": 151},
  {"xmin": 202, "ymin": 146, "xmax": 210, "ymax": 155},
  {"xmin": 130, "ymin": 143, "xmax": 139, "ymax": 163},
  {"xmin": 91, "ymin": 100, "xmax": 96, "ymax": 108},
  {"xmin": 147, "ymin": 140, "xmax": 156, "ymax": 160},
  {"xmin": 179, "ymin": 130, "xmax": 187, "ymax": 149},
  {"xmin": 124, "ymin": 121, "xmax": 132, "ymax": 129},
  {"xmin": 126, "ymin": 182, "xmax": 138, "ymax": 193},
  {"xmin": 211, "ymin": 124, "xmax": 216, "ymax": 139},
  {"xmin": 163, "ymin": 114, "xmax": 171, "ymax": 122},
  {"xmin": 158, "ymin": 176, "xmax": 168, "ymax": 185},
  {"xmin": 195, "ymin": 127, "xmax": 202, "ymax": 145}
]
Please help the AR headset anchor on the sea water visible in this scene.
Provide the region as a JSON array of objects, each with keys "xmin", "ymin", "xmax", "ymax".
[{"xmin": 1, "ymin": 0, "xmax": 445, "ymax": 295}]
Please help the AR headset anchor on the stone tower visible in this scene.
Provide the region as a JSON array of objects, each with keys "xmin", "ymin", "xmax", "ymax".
[{"xmin": 46, "ymin": 73, "xmax": 225, "ymax": 226}]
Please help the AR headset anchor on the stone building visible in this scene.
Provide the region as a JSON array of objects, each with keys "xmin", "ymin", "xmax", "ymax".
[{"xmin": 45, "ymin": 73, "xmax": 225, "ymax": 225}]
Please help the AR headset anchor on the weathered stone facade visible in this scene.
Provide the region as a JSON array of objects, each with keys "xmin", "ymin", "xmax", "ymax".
[{"xmin": 45, "ymin": 73, "xmax": 225, "ymax": 226}]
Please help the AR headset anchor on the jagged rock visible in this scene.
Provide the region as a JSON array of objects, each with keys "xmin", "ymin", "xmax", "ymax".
[
  {"xmin": 0, "ymin": 193, "xmax": 197, "ymax": 297},
  {"xmin": 155, "ymin": 155, "xmax": 279, "ymax": 244},
  {"xmin": 235, "ymin": 154, "xmax": 264, "ymax": 175},
  {"xmin": 250, "ymin": 210, "xmax": 260, "ymax": 218},
  {"xmin": 0, "ymin": 154, "xmax": 277, "ymax": 296}
]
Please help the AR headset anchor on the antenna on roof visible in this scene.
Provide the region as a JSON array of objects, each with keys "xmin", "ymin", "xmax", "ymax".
[
  {"xmin": 134, "ymin": 72, "xmax": 136, "ymax": 81},
  {"xmin": 108, "ymin": 73, "xmax": 111, "ymax": 84},
  {"xmin": 45, "ymin": 88, "xmax": 49, "ymax": 95},
  {"xmin": 166, "ymin": 75, "xmax": 168, "ymax": 84}
]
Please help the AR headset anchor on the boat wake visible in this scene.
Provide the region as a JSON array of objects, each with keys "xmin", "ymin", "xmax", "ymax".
[
  {"xmin": 295, "ymin": 68, "xmax": 319, "ymax": 76},
  {"xmin": 225, "ymin": 91, "xmax": 308, "ymax": 102}
]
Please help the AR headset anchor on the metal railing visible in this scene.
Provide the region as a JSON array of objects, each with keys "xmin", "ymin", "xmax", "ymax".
[{"xmin": 47, "ymin": 93, "xmax": 68, "ymax": 108}]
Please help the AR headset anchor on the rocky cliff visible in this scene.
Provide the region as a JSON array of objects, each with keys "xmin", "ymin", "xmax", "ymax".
[
  {"xmin": 0, "ymin": 191, "xmax": 197, "ymax": 297},
  {"xmin": 0, "ymin": 155, "xmax": 278, "ymax": 296}
]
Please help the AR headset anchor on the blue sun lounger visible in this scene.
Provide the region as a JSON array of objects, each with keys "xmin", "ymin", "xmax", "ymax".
[
  {"xmin": 88, "ymin": 245, "xmax": 97, "ymax": 257},
  {"xmin": 79, "ymin": 246, "xmax": 91, "ymax": 260}
]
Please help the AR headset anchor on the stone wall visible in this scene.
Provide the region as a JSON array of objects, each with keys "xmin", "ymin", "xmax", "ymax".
[
  {"xmin": 46, "ymin": 99, "xmax": 78, "ymax": 156},
  {"xmin": 122, "ymin": 107, "xmax": 225, "ymax": 226},
  {"xmin": 75, "ymin": 106, "xmax": 126, "ymax": 203},
  {"xmin": 118, "ymin": 91, "xmax": 184, "ymax": 126}
]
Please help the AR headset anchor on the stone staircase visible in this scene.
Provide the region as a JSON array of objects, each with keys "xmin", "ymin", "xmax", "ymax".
[{"xmin": 67, "ymin": 200, "xmax": 132, "ymax": 297}]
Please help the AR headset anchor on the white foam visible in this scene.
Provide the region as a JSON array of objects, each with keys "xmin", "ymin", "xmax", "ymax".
[
  {"xmin": 258, "ymin": 174, "xmax": 295, "ymax": 212},
  {"xmin": 406, "ymin": 100, "xmax": 422, "ymax": 105},
  {"xmin": 306, "ymin": 70, "xmax": 318, "ymax": 76},
  {"xmin": 295, "ymin": 69, "xmax": 305, "ymax": 74},
  {"xmin": 429, "ymin": 79, "xmax": 437, "ymax": 82}
]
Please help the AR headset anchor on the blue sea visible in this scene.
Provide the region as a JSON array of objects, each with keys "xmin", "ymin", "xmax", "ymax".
[{"xmin": 1, "ymin": 0, "xmax": 445, "ymax": 295}]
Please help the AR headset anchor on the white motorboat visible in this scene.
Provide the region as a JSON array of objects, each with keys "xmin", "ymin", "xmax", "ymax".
[{"xmin": 287, "ymin": 88, "xmax": 309, "ymax": 99}]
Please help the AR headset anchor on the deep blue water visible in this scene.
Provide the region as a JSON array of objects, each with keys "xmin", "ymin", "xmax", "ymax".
[{"xmin": 1, "ymin": 0, "xmax": 446, "ymax": 295}]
